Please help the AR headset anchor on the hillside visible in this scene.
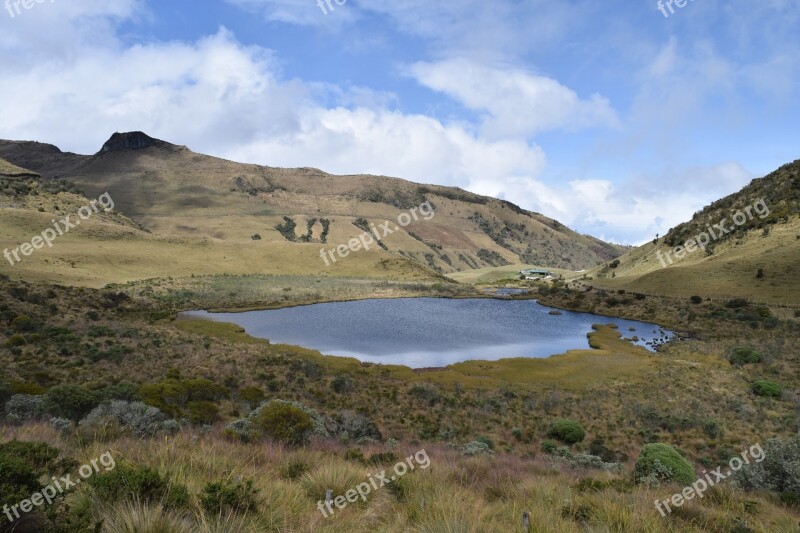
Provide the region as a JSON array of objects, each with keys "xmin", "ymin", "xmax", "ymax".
[
  {"xmin": 581, "ymin": 160, "xmax": 800, "ymax": 305},
  {"xmin": 0, "ymin": 132, "xmax": 625, "ymax": 281},
  {"xmin": 0, "ymin": 156, "xmax": 39, "ymax": 178}
]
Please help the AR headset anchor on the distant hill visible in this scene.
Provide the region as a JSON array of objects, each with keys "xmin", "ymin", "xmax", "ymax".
[
  {"xmin": 583, "ymin": 159, "xmax": 800, "ymax": 304},
  {"xmin": 0, "ymin": 132, "xmax": 626, "ymax": 279}
]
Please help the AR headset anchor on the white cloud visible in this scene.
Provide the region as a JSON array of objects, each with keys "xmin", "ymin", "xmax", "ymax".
[
  {"xmin": 225, "ymin": 0, "xmax": 358, "ymax": 28},
  {"xmin": 408, "ymin": 59, "xmax": 619, "ymax": 138}
]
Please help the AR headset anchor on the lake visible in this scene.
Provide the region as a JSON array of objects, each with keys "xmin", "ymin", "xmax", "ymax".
[{"xmin": 182, "ymin": 298, "xmax": 673, "ymax": 368}]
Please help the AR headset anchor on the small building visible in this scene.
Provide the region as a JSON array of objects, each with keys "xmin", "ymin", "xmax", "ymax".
[{"xmin": 519, "ymin": 269, "xmax": 554, "ymax": 277}]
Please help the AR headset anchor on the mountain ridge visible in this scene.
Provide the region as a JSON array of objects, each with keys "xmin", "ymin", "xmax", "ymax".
[{"xmin": 0, "ymin": 132, "xmax": 627, "ymax": 274}]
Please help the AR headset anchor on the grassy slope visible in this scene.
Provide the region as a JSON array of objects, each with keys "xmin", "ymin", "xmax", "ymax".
[
  {"xmin": 584, "ymin": 217, "xmax": 800, "ymax": 305},
  {"xmin": 575, "ymin": 159, "xmax": 800, "ymax": 305},
  {"xmin": 0, "ymin": 156, "xmax": 39, "ymax": 177},
  {"xmin": 0, "ymin": 180, "xmax": 445, "ymax": 287},
  {"xmin": 0, "ymin": 133, "xmax": 626, "ymax": 275}
]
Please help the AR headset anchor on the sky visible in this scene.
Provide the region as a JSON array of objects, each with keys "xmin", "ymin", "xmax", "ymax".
[{"xmin": 1, "ymin": 0, "xmax": 798, "ymax": 244}]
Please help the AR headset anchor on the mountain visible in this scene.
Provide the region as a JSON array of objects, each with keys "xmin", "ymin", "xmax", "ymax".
[
  {"xmin": 584, "ymin": 159, "xmax": 800, "ymax": 304},
  {"xmin": 0, "ymin": 132, "xmax": 626, "ymax": 281}
]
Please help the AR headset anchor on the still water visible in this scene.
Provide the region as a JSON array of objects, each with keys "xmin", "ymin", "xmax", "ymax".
[{"xmin": 183, "ymin": 298, "xmax": 672, "ymax": 368}]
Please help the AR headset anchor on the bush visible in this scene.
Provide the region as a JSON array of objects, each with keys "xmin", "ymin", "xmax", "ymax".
[
  {"xmin": 224, "ymin": 418, "xmax": 257, "ymax": 443},
  {"xmin": 476, "ymin": 436, "xmax": 495, "ymax": 450},
  {"xmin": 200, "ymin": 478, "xmax": 259, "ymax": 515},
  {"xmin": 553, "ymin": 450, "xmax": 621, "ymax": 473},
  {"xmin": 548, "ymin": 419, "xmax": 586, "ymax": 445},
  {"xmin": 238, "ymin": 387, "xmax": 264, "ymax": 408},
  {"xmin": 690, "ymin": 295, "xmax": 703, "ymax": 304},
  {"xmin": 79, "ymin": 401, "xmax": 176, "ymax": 439},
  {"xmin": 726, "ymin": 298, "xmax": 749, "ymax": 309},
  {"xmin": 751, "ymin": 380, "xmax": 782, "ymax": 398},
  {"xmin": 252, "ymin": 402, "xmax": 313, "ymax": 446},
  {"xmin": 4, "ymin": 394, "xmax": 44, "ymax": 424},
  {"xmin": 326, "ymin": 411, "xmax": 382, "ymax": 443},
  {"xmin": 735, "ymin": 434, "xmax": 800, "ymax": 495},
  {"xmin": 463, "ymin": 441, "xmax": 494, "ymax": 456},
  {"xmin": 49, "ymin": 417, "xmax": 72, "ymax": 433},
  {"xmin": 250, "ymin": 400, "xmax": 329, "ymax": 438},
  {"xmin": 0, "ymin": 381, "xmax": 10, "ymax": 407},
  {"xmin": 633, "ymin": 443, "xmax": 695, "ymax": 486},
  {"xmin": 729, "ymin": 347, "xmax": 762, "ymax": 366},
  {"xmin": 331, "ymin": 375, "xmax": 354, "ymax": 394},
  {"xmin": 186, "ymin": 401, "xmax": 219, "ymax": 425},
  {"xmin": 0, "ymin": 441, "xmax": 78, "ymax": 532},
  {"xmin": 41, "ymin": 385, "xmax": 101, "ymax": 421},
  {"xmin": 541, "ymin": 440, "xmax": 559, "ymax": 454},
  {"xmin": 89, "ymin": 463, "xmax": 188, "ymax": 508}
]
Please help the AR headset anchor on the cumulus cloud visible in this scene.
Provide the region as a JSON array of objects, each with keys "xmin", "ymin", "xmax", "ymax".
[{"xmin": 408, "ymin": 59, "xmax": 619, "ymax": 138}]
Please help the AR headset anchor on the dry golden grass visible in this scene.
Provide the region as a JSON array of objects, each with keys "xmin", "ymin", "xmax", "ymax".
[
  {"xmin": 1, "ymin": 424, "xmax": 797, "ymax": 533},
  {"xmin": 583, "ymin": 218, "xmax": 800, "ymax": 306}
]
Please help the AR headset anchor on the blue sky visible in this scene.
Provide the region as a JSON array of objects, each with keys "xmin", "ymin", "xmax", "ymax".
[{"xmin": 1, "ymin": 0, "xmax": 798, "ymax": 244}]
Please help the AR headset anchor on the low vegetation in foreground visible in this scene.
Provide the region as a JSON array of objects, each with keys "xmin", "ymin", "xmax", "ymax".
[{"xmin": 0, "ymin": 275, "xmax": 798, "ymax": 531}]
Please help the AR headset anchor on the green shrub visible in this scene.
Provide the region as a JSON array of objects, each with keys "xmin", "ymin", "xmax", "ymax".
[
  {"xmin": 751, "ymin": 380, "xmax": 782, "ymax": 398},
  {"xmin": 726, "ymin": 298, "xmax": 749, "ymax": 309},
  {"xmin": 88, "ymin": 463, "xmax": 188, "ymax": 508},
  {"xmin": 200, "ymin": 478, "xmax": 259, "ymax": 515},
  {"xmin": 0, "ymin": 441, "xmax": 78, "ymax": 531},
  {"xmin": 541, "ymin": 440, "xmax": 559, "ymax": 454},
  {"xmin": 331, "ymin": 375, "xmax": 354, "ymax": 394},
  {"xmin": 729, "ymin": 347, "xmax": 762, "ymax": 366},
  {"xmin": 4, "ymin": 334, "xmax": 26, "ymax": 347},
  {"xmin": 476, "ymin": 436, "xmax": 495, "ymax": 450},
  {"xmin": 42, "ymin": 385, "xmax": 102, "ymax": 421},
  {"xmin": 0, "ymin": 381, "xmax": 10, "ymax": 407},
  {"xmin": 690, "ymin": 295, "xmax": 703, "ymax": 304},
  {"xmin": 238, "ymin": 387, "xmax": 265, "ymax": 407},
  {"xmin": 11, "ymin": 382, "xmax": 46, "ymax": 395},
  {"xmin": 633, "ymin": 443, "xmax": 695, "ymax": 486},
  {"xmin": 252, "ymin": 402, "xmax": 313, "ymax": 446},
  {"xmin": 548, "ymin": 419, "xmax": 586, "ymax": 445},
  {"xmin": 186, "ymin": 401, "xmax": 219, "ymax": 425}
]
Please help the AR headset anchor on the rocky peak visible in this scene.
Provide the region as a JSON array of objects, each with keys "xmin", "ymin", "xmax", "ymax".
[{"xmin": 98, "ymin": 131, "xmax": 183, "ymax": 154}]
